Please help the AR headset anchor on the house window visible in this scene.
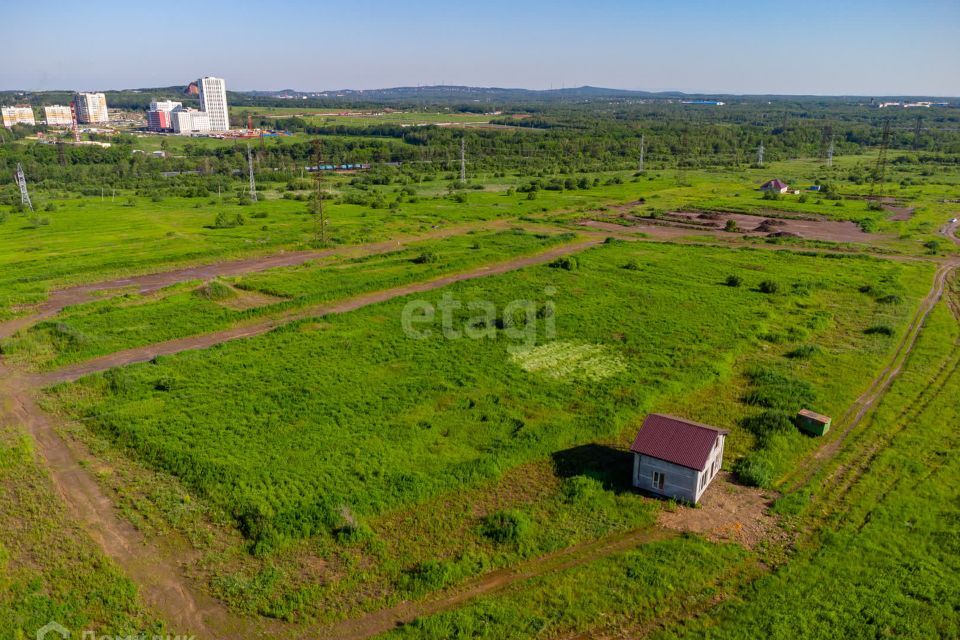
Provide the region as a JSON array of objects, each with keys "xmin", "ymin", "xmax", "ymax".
[{"xmin": 652, "ymin": 471, "xmax": 665, "ymax": 490}]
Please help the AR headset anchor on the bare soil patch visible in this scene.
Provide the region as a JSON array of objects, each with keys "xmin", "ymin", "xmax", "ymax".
[
  {"xmin": 657, "ymin": 472, "xmax": 781, "ymax": 550},
  {"xmin": 583, "ymin": 210, "xmax": 878, "ymax": 244}
]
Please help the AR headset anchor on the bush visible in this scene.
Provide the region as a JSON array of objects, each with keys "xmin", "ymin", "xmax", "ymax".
[
  {"xmin": 725, "ymin": 274, "xmax": 743, "ymax": 287},
  {"xmin": 758, "ymin": 280, "xmax": 780, "ymax": 294},
  {"xmin": 549, "ymin": 257, "xmax": 578, "ymax": 271},
  {"xmin": 734, "ymin": 454, "xmax": 774, "ymax": 488},
  {"xmin": 724, "ymin": 219, "xmax": 740, "ymax": 232},
  {"xmin": 785, "ymin": 344, "xmax": 819, "ymax": 359},
  {"xmin": 622, "ymin": 260, "xmax": 642, "ymax": 271},
  {"xmin": 741, "ymin": 410, "xmax": 795, "ymax": 445},
  {"xmin": 412, "ymin": 251, "xmax": 439, "ymax": 264},
  {"xmin": 865, "ymin": 325, "xmax": 894, "ymax": 336},
  {"xmin": 479, "ymin": 510, "xmax": 531, "ymax": 547}
]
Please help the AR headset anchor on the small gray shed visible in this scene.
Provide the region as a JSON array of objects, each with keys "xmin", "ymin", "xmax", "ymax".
[{"xmin": 629, "ymin": 414, "xmax": 728, "ymax": 504}]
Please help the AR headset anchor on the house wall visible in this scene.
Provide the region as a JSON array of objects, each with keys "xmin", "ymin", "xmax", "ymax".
[
  {"xmin": 694, "ymin": 434, "xmax": 725, "ymax": 502},
  {"xmin": 632, "ymin": 434, "xmax": 726, "ymax": 504},
  {"xmin": 633, "ymin": 454, "xmax": 699, "ymax": 503}
]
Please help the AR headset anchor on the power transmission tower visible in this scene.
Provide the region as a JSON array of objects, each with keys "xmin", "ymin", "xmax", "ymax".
[
  {"xmin": 869, "ymin": 119, "xmax": 892, "ymax": 202},
  {"xmin": 247, "ymin": 144, "xmax": 258, "ymax": 202},
  {"xmin": 638, "ymin": 133, "xmax": 645, "ymax": 173},
  {"xmin": 15, "ymin": 163, "xmax": 33, "ymax": 211},
  {"xmin": 459, "ymin": 136, "xmax": 466, "ymax": 182},
  {"xmin": 676, "ymin": 133, "xmax": 689, "ymax": 186},
  {"xmin": 757, "ymin": 141, "xmax": 764, "ymax": 167},
  {"xmin": 912, "ymin": 115, "xmax": 924, "ymax": 150},
  {"xmin": 312, "ymin": 169, "xmax": 328, "ymax": 246}
]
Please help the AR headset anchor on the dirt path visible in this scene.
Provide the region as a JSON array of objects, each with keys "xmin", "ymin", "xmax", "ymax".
[
  {"xmin": 4, "ymin": 218, "xmax": 956, "ymax": 640},
  {"xmin": 0, "ymin": 220, "xmax": 516, "ymax": 340},
  {"xmin": 33, "ymin": 238, "xmax": 602, "ymax": 387},
  {"xmin": 320, "ymin": 528, "xmax": 676, "ymax": 640},
  {"xmin": 779, "ymin": 257, "xmax": 959, "ymax": 492},
  {"xmin": 0, "ymin": 367, "xmax": 280, "ymax": 640}
]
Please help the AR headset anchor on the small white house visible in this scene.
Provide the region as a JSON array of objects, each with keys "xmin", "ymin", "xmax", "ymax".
[
  {"xmin": 760, "ymin": 179, "xmax": 789, "ymax": 194},
  {"xmin": 630, "ymin": 414, "xmax": 728, "ymax": 504}
]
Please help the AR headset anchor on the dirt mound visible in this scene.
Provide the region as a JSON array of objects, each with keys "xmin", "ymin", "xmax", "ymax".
[{"xmin": 753, "ymin": 219, "xmax": 787, "ymax": 233}]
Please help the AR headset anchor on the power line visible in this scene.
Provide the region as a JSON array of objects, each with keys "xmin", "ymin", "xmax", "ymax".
[
  {"xmin": 15, "ymin": 163, "xmax": 33, "ymax": 211},
  {"xmin": 247, "ymin": 144, "xmax": 258, "ymax": 202}
]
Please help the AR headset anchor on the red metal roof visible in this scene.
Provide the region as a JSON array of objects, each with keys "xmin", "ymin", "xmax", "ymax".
[
  {"xmin": 761, "ymin": 179, "xmax": 788, "ymax": 190},
  {"xmin": 629, "ymin": 414, "xmax": 729, "ymax": 471}
]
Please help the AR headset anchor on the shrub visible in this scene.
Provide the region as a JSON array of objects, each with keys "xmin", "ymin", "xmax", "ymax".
[
  {"xmin": 549, "ymin": 257, "xmax": 578, "ymax": 271},
  {"xmin": 734, "ymin": 453, "xmax": 774, "ymax": 488},
  {"xmin": 758, "ymin": 280, "xmax": 780, "ymax": 294},
  {"xmin": 725, "ymin": 274, "xmax": 743, "ymax": 287},
  {"xmin": 865, "ymin": 325, "xmax": 894, "ymax": 336},
  {"xmin": 785, "ymin": 344, "xmax": 819, "ymax": 359},
  {"xmin": 724, "ymin": 219, "xmax": 740, "ymax": 232},
  {"xmin": 741, "ymin": 410, "xmax": 795, "ymax": 445},
  {"xmin": 622, "ymin": 260, "xmax": 642, "ymax": 271},
  {"xmin": 412, "ymin": 251, "xmax": 439, "ymax": 264},
  {"xmin": 480, "ymin": 510, "xmax": 532, "ymax": 547}
]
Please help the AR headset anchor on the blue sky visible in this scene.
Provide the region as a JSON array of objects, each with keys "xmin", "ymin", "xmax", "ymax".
[{"xmin": 4, "ymin": 0, "xmax": 959, "ymax": 95}]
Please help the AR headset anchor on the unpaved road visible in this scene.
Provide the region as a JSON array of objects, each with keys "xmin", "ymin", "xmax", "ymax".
[
  {"xmin": 33, "ymin": 237, "xmax": 602, "ymax": 386},
  {"xmin": 0, "ymin": 237, "xmax": 602, "ymax": 640},
  {"xmin": 3, "ymin": 218, "xmax": 957, "ymax": 640},
  {"xmin": 0, "ymin": 221, "xmax": 515, "ymax": 339}
]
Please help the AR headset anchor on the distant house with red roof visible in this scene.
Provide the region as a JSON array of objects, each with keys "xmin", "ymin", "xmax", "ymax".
[
  {"xmin": 760, "ymin": 179, "xmax": 789, "ymax": 194},
  {"xmin": 629, "ymin": 414, "xmax": 728, "ymax": 503}
]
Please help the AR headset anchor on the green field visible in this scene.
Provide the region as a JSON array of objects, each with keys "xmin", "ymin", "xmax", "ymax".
[{"xmin": 2, "ymin": 91, "xmax": 959, "ymax": 639}]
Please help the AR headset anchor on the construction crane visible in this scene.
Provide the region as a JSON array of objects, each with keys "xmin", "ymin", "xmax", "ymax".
[
  {"xmin": 15, "ymin": 163, "xmax": 33, "ymax": 211},
  {"xmin": 247, "ymin": 144, "xmax": 258, "ymax": 202}
]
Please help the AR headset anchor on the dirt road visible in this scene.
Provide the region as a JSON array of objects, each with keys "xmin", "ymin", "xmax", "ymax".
[
  {"xmin": 0, "ymin": 221, "xmax": 515, "ymax": 340},
  {"xmin": 33, "ymin": 237, "xmax": 601, "ymax": 386},
  {"xmin": 3, "ymin": 217, "xmax": 957, "ymax": 640}
]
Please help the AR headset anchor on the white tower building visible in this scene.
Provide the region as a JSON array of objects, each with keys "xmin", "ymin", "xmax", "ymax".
[{"xmin": 198, "ymin": 76, "xmax": 229, "ymax": 132}]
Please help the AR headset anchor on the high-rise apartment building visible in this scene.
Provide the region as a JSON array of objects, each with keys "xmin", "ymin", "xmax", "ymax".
[
  {"xmin": 43, "ymin": 105, "xmax": 73, "ymax": 126},
  {"xmin": 1, "ymin": 106, "xmax": 36, "ymax": 127},
  {"xmin": 171, "ymin": 109, "xmax": 210, "ymax": 134},
  {"xmin": 74, "ymin": 92, "xmax": 109, "ymax": 124},
  {"xmin": 147, "ymin": 100, "xmax": 183, "ymax": 131},
  {"xmin": 197, "ymin": 76, "xmax": 229, "ymax": 131}
]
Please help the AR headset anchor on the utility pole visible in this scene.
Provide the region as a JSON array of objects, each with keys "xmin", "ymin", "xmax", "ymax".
[
  {"xmin": 247, "ymin": 144, "xmax": 258, "ymax": 202},
  {"xmin": 638, "ymin": 133, "xmax": 645, "ymax": 173},
  {"xmin": 312, "ymin": 167, "xmax": 327, "ymax": 245},
  {"xmin": 15, "ymin": 163, "xmax": 33, "ymax": 211},
  {"xmin": 870, "ymin": 119, "xmax": 892, "ymax": 202}
]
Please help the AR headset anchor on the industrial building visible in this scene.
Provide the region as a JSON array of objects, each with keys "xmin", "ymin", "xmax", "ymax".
[
  {"xmin": 630, "ymin": 414, "xmax": 728, "ymax": 504},
  {"xmin": 43, "ymin": 105, "xmax": 73, "ymax": 126},
  {"xmin": 198, "ymin": 76, "xmax": 229, "ymax": 131},
  {"xmin": 147, "ymin": 100, "xmax": 183, "ymax": 131},
  {"xmin": 1, "ymin": 106, "xmax": 36, "ymax": 128},
  {"xmin": 74, "ymin": 92, "xmax": 109, "ymax": 123},
  {"xmin": 172, "ymin": 109, "xmax": 210, "ymax": 134}
]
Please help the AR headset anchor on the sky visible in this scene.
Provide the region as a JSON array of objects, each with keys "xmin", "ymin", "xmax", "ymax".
[{"xmin": 3, "ymin": 0, "xmax": 959, "ymax": 96}]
